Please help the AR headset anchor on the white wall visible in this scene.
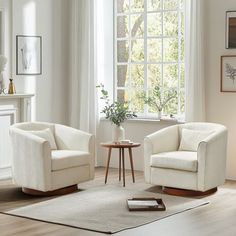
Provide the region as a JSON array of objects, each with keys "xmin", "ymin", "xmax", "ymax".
[
  {"xmin": 12, "ymin": 0, "xmax": 68, "ymax": 124},
  {"xmin": 96, "ymin": 0, "xmax": 114, "ymax": 96},
  {"xmin": 205, "ymin": 0, "xmax": 236, "ymax": 180}
]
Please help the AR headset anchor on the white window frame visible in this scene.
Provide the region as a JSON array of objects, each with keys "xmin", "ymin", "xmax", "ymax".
[{"xmin": 114, "ymin": 0, "xmax": 185, "ymax": 119}]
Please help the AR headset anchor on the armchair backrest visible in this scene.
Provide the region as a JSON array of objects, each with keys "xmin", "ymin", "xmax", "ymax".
[
  {"xmin": 179, "ymin": 122, "xmax": 225, "ymax": 138},
  {"xmin": 179, "ymin": 122, "xmax": 224, "ymax": 134},
  {"xmin": 178, "ymin": 122, "xmax": 226, "ymax": 151},
  {"xmin": 12, "ymin": 122, "xmax": 55, "ymax": 134},
  {"xmin": 12, "ymin": 122, "xmax": 94, "ymax": 153},
  {"xmin": 54, "ymin": 124, "xmax": 94, "ymax": 152}
]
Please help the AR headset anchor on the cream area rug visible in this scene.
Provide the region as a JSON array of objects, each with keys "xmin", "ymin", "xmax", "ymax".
[{"xmin": 4, "ymin": 185, "xmax": 208, "ymax": 234}]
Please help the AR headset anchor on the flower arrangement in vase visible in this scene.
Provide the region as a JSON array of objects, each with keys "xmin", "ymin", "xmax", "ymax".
[{"xmin": 97, "ymin": 84, "xmax": 137, "ymax": 142}]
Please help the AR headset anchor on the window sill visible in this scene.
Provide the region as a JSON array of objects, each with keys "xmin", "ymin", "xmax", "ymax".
[{"xmin": 100, "ymin": 117, "xmax": 185, "ymax": 124}]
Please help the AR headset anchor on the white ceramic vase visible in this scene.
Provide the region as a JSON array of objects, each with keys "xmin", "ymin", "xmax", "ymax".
[
  {"xmin": 112, "ymin": 125, "xmax": 125, "ymax": 142},
  {"xmin": 157, "ymin": 110, "xmax": 162, "ymax": 120}
]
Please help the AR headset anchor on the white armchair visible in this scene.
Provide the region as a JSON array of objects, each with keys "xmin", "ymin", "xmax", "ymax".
[
  {"xmin": 9, "ymin": 122, "xmax": 95, "ymax": 195},
  {"xmin": 144, "ymin": 122, "xmax": 227, "ymax": 194}
]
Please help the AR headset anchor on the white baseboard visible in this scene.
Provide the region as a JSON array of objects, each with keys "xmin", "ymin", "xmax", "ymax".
[
  {"xmin": 226, "ymin": 177, "xmax": 236, "ymax": 181},
  {"xmin": 0, "ymin": 166, "xmax": 12, "ymax": 180}
]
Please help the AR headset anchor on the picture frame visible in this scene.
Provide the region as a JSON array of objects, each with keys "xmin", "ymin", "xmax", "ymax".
[
  {"xmin": 226, "ymin": 11, "xmax": 236, "ymax": 49},
  {"xmin": 16, "ymin": 35, "xmax": 42, "ymax": 75},
  {"xmin": 221, "ymin": 55, "xmax": 236, "ymax": 92}
]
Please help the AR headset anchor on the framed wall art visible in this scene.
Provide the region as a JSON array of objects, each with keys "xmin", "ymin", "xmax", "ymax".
[
  {"xmin": 221, "ymin": 55, "xmax": 236, "ymax": 92},
  {"xmin": 16, "ymin": 35, "xmax": 42, "ymax": 75},
  {"xmin": 226, "ymin": 11, "xmax": 236, "ymax": 49}
]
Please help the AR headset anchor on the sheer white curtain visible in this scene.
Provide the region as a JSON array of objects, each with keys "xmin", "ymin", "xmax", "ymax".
[
  {"xmin": 68, "ymin": 0, "xmax": 98, "ymax": 134},
  {"xmin": 184, "ymin": 0, "xmax": 205, "ymax": 122}
]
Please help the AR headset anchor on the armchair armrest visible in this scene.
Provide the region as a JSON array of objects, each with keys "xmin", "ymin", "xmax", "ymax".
[
  {"xmin": 144, "ymin": 125, "xmax": 179, "ymax": 183},
  {"xmin": 9, "ymin": 127, "xmax": 51, "ymax": 191},
  {"xmin": 197, "ymin": 128, "xmax": 228, "ymax": 191}
]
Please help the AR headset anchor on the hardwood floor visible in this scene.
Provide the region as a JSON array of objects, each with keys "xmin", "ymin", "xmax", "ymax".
[{"xmin": 0, "ymin": 167, "xmax": 236, "ymax": 236}]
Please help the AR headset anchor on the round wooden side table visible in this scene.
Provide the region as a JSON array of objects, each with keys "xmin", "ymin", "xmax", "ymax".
[{"xmin": 101, "ymin": 142, "xmax": 141, "ymax": 187}]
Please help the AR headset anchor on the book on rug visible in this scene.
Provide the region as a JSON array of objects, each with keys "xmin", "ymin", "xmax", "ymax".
[{"xmin": 127, "ymin": 198, "xmax": 166, "ymax": 211}]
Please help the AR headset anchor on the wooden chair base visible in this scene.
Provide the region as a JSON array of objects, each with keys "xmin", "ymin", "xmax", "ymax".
[
  {"xmin": 163, "ymin": 187, "xmax": 217, "ymax": 197},
  {"xmin": 22, "ymin": 185, "xmax": 78, "ymax": 196}
]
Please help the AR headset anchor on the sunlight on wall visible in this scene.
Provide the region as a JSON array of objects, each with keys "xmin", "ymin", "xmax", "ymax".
[
  {"xmin": 23, "ymin": 1, "xmax": 36, "ymax": 121},
  {"xmin": 96, "ymin": 0, "xmax": 105, "ymax": 114},
  {"xmin": 96, "ymin": 0, "xmax": 113, "ymax": 114},
  {"xmin": 96, "ymin": 1, "xmax": 105, "ymax": 86}
]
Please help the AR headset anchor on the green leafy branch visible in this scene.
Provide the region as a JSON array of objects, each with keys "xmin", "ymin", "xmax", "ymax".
[
  {"xmin": 97, "ymin": 84, "xmax": 137, "ymax": 126},
  {"xmin": 142, "ymin": 86, "xmax": 177, "ymax": 113}
]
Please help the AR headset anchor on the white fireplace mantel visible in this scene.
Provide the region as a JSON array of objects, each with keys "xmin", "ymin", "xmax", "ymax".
[
  {"xmin": 0, "ymin": 94, "xmax": 34, "ymax": 98},
  {"xmin": 0, "ymin": 93, "xmax": 34, "ymax": 179}
]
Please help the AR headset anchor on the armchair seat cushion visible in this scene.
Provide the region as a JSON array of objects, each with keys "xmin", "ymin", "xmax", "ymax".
[
  {"xmin": 150, "ymin": 151, "xmax": 198, "ymax": 172},
  {"xmin": 51, "ymin": 150, "xmax": 90, "ymax": 171}
]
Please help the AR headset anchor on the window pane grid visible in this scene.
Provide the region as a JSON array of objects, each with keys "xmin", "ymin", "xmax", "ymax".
[{"xmin": 115, "ymin": 0, "xmax": 184, "ymax": 118}]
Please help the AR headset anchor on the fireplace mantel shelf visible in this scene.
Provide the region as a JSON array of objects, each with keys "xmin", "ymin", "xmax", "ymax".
[{"xmin": 0, "ymin": 94, "xmax": 34, "ymax": 99}]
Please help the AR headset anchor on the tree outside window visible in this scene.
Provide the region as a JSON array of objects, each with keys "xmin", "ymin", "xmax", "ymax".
[{"xmin": 115, "ymin": 0, "xmax": 185, "ymax": 118}]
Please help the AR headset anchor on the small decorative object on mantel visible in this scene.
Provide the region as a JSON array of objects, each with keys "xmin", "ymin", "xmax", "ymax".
[
  {"xmin": 97, "ymin": 84, "xmax": 137, "ymax": 142},
  {"xmin": 221, "ymin": 55, "xmax": 236, "ymax": 92},
  {"xmin": 226, "ymin": 11, "xmax": 236, "ymax": 49},
  {"xmin": 8, "ymin": 78, "xmax": 16, "ymax": 94},
  {"xmin": 141, "ymin": 85, "xmax": 177, "ymax": 120},
  {"xmin": 0, "ymin": 55, "xmax": 7, "ymax": 94}
]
